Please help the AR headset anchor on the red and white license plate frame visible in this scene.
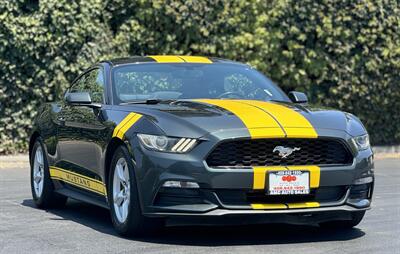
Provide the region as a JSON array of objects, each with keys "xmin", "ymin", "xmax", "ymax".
[{"xmin": 268, "ymin": 170, "xmax": 310, "ymax": 195}]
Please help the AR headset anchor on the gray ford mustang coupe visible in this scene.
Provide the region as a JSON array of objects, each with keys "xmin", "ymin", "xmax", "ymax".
[{"xmin": 29, "ymin": 55, "xmax": 374, "ymax": 236}]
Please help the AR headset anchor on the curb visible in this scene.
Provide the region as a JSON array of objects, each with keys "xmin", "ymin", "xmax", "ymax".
[
  {"xmin": 0, "ymin": 155, "xmax": 29, "ymax": 169},
  {"xmin": 372, "ymin": 145, "xmax": 400, "ymax": 154},
  {"xmin": 372, "ymin": 146, "xmax": 400, "ymax": 159}
]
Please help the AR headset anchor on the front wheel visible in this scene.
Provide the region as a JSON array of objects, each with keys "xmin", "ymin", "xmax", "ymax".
[{"xmin": 108, "ymin": 146, "xmax": 163, "ymax": 237}]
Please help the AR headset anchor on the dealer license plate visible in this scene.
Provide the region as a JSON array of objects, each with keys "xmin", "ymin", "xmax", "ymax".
[{"xmin": 268, "ymin": 170, "xmax": 310, "ymax": 195}]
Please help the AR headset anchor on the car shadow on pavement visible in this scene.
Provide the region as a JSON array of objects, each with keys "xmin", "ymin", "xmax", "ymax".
[{"xmin": 22, "ymin": 199, "xmax": 365, "ymax": 246}]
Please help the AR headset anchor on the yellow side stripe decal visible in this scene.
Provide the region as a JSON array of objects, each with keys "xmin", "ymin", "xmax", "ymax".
[
  {"xmin": 112, "ymin": 112, "xmax": 136, "ymax": 137},
  {"xmin": 194, "ymin": 99, "xmax": 286, "ymax": 138},
  {"xmin": 113, "ymin": 113, "xmax": 142, "ymax": 139},
  {"xmin": 251, "ymin": 202, "xmax": 320, "ymax": 210},
  {"xmin": 240, "ymin": 100, "xmax": 318, "ymax": 138},
  {"xmin": 253, "ymin": 165, "xmax": 320, "ymax": 190},
  {"xmin": 49, "ymin": 166, "xmax": 106, "ymax": 196}
]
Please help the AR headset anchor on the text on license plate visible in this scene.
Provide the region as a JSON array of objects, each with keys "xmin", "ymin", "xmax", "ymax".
[{"xmin": 268, "ymin": 170, "xmax": 310, "ymax": 195}]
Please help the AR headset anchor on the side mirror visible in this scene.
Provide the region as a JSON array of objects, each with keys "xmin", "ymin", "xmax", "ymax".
[
  {"xmin": 288, "ymin": 91, "xmax": 308, "ymax": 103},
  {"xmin": 65, "ymin": 92, "xmax": 101, "ymax": 108}
]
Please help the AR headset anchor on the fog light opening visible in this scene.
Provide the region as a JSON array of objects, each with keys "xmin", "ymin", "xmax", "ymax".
[
  {"xmin": 163, "ymin": 180, "xmax": 200, "ymax": 189},
  {"xmin": 353, "ymin": 176, "xmax": 373, "ymax": 185}
]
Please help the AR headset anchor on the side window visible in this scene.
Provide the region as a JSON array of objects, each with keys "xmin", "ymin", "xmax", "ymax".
[{"xmin": 70, "ymin": 68, "xmax": 105, "ymax": 103}]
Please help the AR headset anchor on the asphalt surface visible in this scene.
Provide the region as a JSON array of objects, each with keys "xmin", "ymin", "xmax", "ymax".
[{"xmin": 0, "ymin": 159, "xmax": 399, "ymax": 254}]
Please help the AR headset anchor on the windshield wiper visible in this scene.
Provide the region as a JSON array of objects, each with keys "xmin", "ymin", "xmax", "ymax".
[
  {"xmin": 268, "ymin": 99, "xmax": 287, "ymax": 103},
  {"xmin": 121, "ymin": 99, "xmax": 178, "ymax": 105}
]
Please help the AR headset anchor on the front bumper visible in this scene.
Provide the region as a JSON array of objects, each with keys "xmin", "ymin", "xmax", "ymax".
[
  {"xmin": 130, "ymin": 133, "xmax": 374, "ymax": 224},
  {"xmin": 149, "ymin": 205, "xmax": 370, "ymax": 226}
]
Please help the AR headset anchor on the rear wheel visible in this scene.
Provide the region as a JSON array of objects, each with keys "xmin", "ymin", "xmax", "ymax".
[
  {"xmin": 30, "ymin": 138, "xmax": 67, "ymax": 208},
  {"xmin": 108, "ymin": 145, "xmax": 163, "ymax": 236},
  {"xmin": 320, "ymin": 211, "xmax": 366, "ymax": 229}
]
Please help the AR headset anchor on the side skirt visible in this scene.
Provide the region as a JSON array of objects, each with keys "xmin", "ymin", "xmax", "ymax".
[
  {"xmin": 48, "ymin": 166, "xmax": 110, "ymax": 209},
  {"xmin": 53, "ymin": 180, "xmax": 109, "ymax": 209}
]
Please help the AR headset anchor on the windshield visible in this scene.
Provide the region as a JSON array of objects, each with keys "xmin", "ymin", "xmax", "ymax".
[{"xmin": 112, "ymin": 63, "xmax": 289, "ymax": 104}]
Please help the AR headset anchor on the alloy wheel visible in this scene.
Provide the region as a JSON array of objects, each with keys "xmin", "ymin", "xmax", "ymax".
[
  {"xmin": 33, "ymin": 146, "xmax": 44, "ymax": 198},
  {"xmin": 113, "ymin": 157, "xmax": 131, "ymax": 223}
]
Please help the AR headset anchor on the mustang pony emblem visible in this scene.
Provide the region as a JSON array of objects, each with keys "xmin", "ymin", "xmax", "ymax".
[{"xmin": 273, "ymin": 146, "xmax": 301, "ymax": 158}]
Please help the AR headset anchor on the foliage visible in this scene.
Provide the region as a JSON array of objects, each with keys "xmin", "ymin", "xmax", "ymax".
[{"xmin": 0, "ymin": 0, "xmax": 399, "ymax": 153}]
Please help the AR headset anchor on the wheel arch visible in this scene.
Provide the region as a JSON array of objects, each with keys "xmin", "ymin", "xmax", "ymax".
[
  {"xmin": 29, "ymin": 131, "xmax": 41, "ymax": 162},
  {"xmin": 104, "ymin": 138, "xmax": 127, "ymax": 188}
]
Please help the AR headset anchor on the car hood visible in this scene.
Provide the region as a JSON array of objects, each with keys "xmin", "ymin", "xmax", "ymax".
[{"xmin": 122, "ymin": 99, "xmax": 367, "ymax": 139}]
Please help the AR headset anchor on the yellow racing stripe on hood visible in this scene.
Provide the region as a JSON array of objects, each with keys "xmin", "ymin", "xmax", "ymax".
[
  {"xmin": 240, "ymin": 100, "xmax": 318, "ymax": 138},
  {"xmin": 194, "ymin": 99, "xmax": 285, "ymax": 138},
  {"xmin": 192, "ymin": 99, "xmax": 320, "ymax": 194}
]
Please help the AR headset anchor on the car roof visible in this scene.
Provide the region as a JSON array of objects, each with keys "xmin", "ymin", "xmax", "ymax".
[{"xmin": 101, "ymin": 55, "xmax": 248, "ymax": 67}]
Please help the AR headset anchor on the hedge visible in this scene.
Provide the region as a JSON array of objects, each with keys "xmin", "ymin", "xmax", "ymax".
[{"xmin": 0, "ymin": 0, "xmax": 399, "ymax": 154}]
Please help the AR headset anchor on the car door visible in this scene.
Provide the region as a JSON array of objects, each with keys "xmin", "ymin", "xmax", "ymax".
[{"xmin": 56, "ymin": 67, "xmax": 108, "ymax": 182}]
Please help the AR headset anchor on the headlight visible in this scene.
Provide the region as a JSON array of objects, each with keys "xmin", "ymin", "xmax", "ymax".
[
  {"xmin": 352, "ymin": 134, "xmax": 370, "ymax": 151},
  {"xmin": 137, "ymin": 134, "xmax": 197, "ymax": 153}
]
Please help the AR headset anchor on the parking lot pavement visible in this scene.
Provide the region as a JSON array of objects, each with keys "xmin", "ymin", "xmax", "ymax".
[{"xmin": 0, "ymin": 158, "xmax": 399, "ymax": 254}]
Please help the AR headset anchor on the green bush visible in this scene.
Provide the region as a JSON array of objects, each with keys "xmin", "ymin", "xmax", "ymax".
[{"xmin": 0, "ymin": 0, "xmax": 399, "ymax": 154}]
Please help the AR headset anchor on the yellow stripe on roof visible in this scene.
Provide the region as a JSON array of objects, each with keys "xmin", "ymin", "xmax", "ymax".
[
  {"xmin": 149, "ymin": 55, "xmax": 185, "ymax": 63},
  {"xmin": 179, "ymin": 56, "xmax": 212, "ymax": 63},
  {"xmin": 149, "ymin": 55, "xmax": 212, "ymax": 63}
]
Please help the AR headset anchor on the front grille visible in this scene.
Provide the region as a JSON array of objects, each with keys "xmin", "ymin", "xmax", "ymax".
[{"xmin": 206, "ymin": 138, "xmax": 353, "ymax": 167}]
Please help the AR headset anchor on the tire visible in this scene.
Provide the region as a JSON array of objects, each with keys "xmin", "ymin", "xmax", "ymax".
[
  {"xmin": 320, "ymin": 211, "xmax": 366, "ymax": 229},
  {"xmin": 30, "ymin": 138, "xmax": 67, "ymax": 208},
  {"xmin": 108, "ymin": 145, "xmax": 163, "ymax": 237}
]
